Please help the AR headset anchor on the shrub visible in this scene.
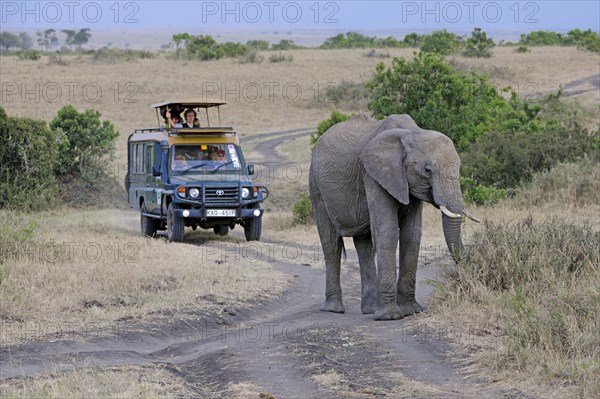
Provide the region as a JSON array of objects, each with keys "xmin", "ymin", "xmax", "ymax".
[
  {"xmin": 367, "ymin": 52, "xmax": 516, "ymax": 150},
  {"xmin": 292, "ymin": 193, "xmax": 313, "ymax": 225},
  {"xmin": 239, "ymin": 48, "xmax": 263, "ymax": 64},
  {"xmin": 519, "ymin": 30, "xmax": 563, "ymax": 46},
  {"xmin": 271, "ymin": 39, "xmax": 302, "ymax": 50},
  {"xmin": 515, "ymin": 45, "xmax": 530, "ymax": 53},
  {"xmin": 461, "ymin": 101, "xmax": 596, "ymax": 189},
  {"xmin": 462, "ymin": 28, "xmax": 494, "ymax": 58},
  {"xmin": 185, "ymin": 35, "xmax": 224, "ymax": 60},
  {"xmin": 433, "ymin": 218, "xmax": 600, "ymax": 396},
  {"xmin": 268, "ymin": 51, "xmax": 293, "ymax": 63},
  {"xmin": 49, "ymin": 105, "xmax": 119, "ymax": 181},
  {"xmin": 420, "ymin": 30, "xmax": 462, "ymax": 55},
  {"xmin": 16, "ymin": 49, "xmax": 41, "ymax": 60},
  {"xmin": 90, "ymin": 47, "xmax": 155, "ymax": 62},
  {"xmin": 460, "ymin": 176, "xmax": 507, "ymax": 205},
  {"xmin": 320, "ymin": 32, "xmax": 404, "ymax": 49},
  {"xmin": 0, "ymin": 107, "xmax": 60, "ymax": 209},
  {"xmin": 221, "ymin": 42, "xmax": 247, "ymax": 58},
  {"xmin": 311, "ymin": 111, "xmax": 351, "ymax": 145},
  {"xmin": 246, "ymin": 40, "xmax": 269, "ymax": 50}
]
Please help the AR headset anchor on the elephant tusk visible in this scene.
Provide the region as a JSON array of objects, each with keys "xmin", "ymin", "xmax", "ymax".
[
  {"xmin": 463, "ymin": 209, "xmax": 481, "ymax": 223},
  {"xmin": 440, "ymin": 205, "xmax": 462, "ymax": 219}
]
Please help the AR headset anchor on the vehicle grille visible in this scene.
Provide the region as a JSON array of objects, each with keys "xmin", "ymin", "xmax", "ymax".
[{"xmin": 205, "ymin": 187, "xmax": 239, "ymax": 205}]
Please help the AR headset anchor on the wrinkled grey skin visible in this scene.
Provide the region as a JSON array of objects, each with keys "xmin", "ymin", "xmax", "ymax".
[{"xmin": 309, "ymin": 114, "xmax": 465, "ymax": 320}]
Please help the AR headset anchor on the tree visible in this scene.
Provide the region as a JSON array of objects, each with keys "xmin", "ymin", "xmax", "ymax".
[
  {"xmin": 37, "ymin": 29, "xmax": 58, "ymax": 51},
  {"xmin": 246, "ymin": 40, "xmax": 269, "ymax": 50},
  {"xmin": 462, "ymin": 28, "xmax": 495, "ymax": 58},
  {"xmin": 72, "ymin": 28, "xmax": 91, "ymax": 47},
  {"xmin": 420, "ymin": 30, "xmax": 462, "ymax": 55},
  {"xmin": 17, "ymin": 32, "xmax": 33, "ymax": 50},
  {"xmin": 49, "ymin": 105, "xmax": 119, "ymax": 179},
  {"xmin": 62, "ymin": 29, "xmax": 76, "ymax": 49},
  {"xmin": 172, "ymin": 33, "xmax": 191, "ymax": 50},
  {"xmin": 0, "ymin": 32, "xmax": 19, "ymax": 51},
  {"xmin": 403, "ymin": 32, "xmax": 421, "ymax": 47}
]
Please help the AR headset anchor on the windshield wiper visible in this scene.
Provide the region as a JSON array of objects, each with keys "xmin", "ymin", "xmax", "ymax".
[
  {"xmin": 211, "ymin": 161, "xmax": 235, "ymax": 173},
  {"xmin": 180, "ymin": 163, "xmax": 210, "ymax": 174}
]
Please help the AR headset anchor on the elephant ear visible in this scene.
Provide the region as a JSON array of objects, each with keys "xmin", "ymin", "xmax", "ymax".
[{"xmin": 359, "ymin": 128, "xmax": 409, "ymax": 205}]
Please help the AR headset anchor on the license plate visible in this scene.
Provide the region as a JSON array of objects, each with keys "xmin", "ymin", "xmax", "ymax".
[{"xmin": 206, "ymin": 209, "xmax": 236, "ymax": 217}]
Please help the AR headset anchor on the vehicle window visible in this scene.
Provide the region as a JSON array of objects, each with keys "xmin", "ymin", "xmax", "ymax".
[
  {"xmin": 170, "ymin": 144, "xmax": 241, "ymax": 172},
  {"xmin": 135, "ymin": 144, "xmax": 144, "ymax": 173},
  {"xmin": 144, "ymin": 145, "xmax": 153, "ymax": 174}
]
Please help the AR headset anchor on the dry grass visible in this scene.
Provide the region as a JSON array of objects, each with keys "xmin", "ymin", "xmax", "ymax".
[
  {"xmin": 0, "ymin": 364, "xmax": 192, "ymax": 398},
  {"xmin": 0, "ymin": 208, "xmax": 289, "ymax": 344}
]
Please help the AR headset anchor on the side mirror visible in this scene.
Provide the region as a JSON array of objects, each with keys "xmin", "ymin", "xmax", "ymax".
[
  {"xmin": 152, "ymin": 165, "xmax": 161, "ymax": 177},
  {"xmin": 247, "ymin": 164, "xmax": 255, "ymax": 175}
]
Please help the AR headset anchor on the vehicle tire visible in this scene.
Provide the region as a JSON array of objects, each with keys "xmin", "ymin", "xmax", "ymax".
[
  {"xmin": 244, "ymin": 216, "xmax": 262, "ymax": 241},
  {"xmin": 213, "ymin": 225, "xmax": 229, "ymax": 236},
  {"xmin": 167, "ymin": 202, "xmax": 185, "ymax": 242},
  {"xmin": 140, "ymin": 203, "xmax": 158, "ymax": 238}
]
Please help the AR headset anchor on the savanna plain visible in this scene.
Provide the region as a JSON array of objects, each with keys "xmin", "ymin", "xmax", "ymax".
[{"xmin": 0, "ymin": 46, "xmax": 599, "ymax": 398}]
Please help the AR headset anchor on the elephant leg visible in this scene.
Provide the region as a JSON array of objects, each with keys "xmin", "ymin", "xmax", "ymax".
[
  {"xmin": 398, "ymin": 200, "xmax": 424, "ymax": 316},
  {"xmin": 310, "ymin": 187, "xmax": 345, "ymax": 313},
  {"xmin": 364, "ymin": 176, "xmax": 403, "ymax": 320},
  {"xmin": 353, "ymin": 234, "xmax": 377, "ymax": 314}
]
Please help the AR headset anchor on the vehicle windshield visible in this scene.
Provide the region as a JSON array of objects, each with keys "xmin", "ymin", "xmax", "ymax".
[{"xmin": 170, "ymin": 144, "xmax": 241, "ymax": 173}]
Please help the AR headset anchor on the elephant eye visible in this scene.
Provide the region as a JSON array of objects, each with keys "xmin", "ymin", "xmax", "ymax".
[{"xmin": 424, "ymin": 165, "xmax": 433, "ymax": 175}]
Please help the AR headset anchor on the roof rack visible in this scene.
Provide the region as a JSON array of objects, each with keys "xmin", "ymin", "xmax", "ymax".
[
  {"xmin": 151, "ymin": 98, "xmax": 227, "ymax": 127},
  {"xmin": 134, "ymin": 127, "xmax": 236, "ymax": 136}
]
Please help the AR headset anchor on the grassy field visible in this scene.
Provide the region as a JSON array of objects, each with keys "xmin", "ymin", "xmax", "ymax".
[{"xmin": 1, "ymin": 45, "xmax": 599, "ymax": 397}]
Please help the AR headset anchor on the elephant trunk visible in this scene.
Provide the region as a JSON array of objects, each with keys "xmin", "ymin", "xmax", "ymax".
[{"xmin": 442, "ymin": 213, "xmax": 463, "ymax": 262}]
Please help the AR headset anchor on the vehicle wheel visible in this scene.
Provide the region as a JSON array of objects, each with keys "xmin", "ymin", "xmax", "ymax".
[
  {"xmin": 167, "ymin": 202, "xmax": 185, "ymax": 242},
  {"xmin": 244, "ymin": 216, "xmax": 262, "ymax": 241},
  {"xmin": 213, "ymin": 225, "xmax": 229, "ymax": 236},
  {"xmin": 140, "ymin": 203, "xmax": 158, "ymax": 237}
]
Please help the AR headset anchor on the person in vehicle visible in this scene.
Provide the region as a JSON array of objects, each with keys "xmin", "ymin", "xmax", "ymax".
[
  {"xmin": 182, "ymin": 108, "xmax": 200, "ymax": 128},
  {"xmin": 211, "ymin": 150, "xmax": 227, "ymax": 162},
  {"xmin": 173, "ymin": 153, "xmax": 188, "ymax": 170},
  {"xmin": 165, "ymin": 109, "xmax": 183, "ymax": 128}
]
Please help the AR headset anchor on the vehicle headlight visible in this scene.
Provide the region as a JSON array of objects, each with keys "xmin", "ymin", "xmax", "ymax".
[
  {"xmin": 189, "ymin": 188, "xmax": 200, "ymax": 198},
  {"xmin": 241, "ymin": 188, "xmax": 250, "ymax": 199}
]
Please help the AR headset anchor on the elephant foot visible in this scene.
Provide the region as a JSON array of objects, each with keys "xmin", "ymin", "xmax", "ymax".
[
  {"xmin": 374, "ymin": 305, "xmax": 405, "ymax": 321},
  {"xmin": 321, "ymin": 298, "xmax": 345, "ymax": 314},
  {"xmin": 397, "ymin": 301, "xmax": 424, "ymax": 317},
  {"xmin": 361, "ymin": 298, "xmax": 377, "ymax": 314}
]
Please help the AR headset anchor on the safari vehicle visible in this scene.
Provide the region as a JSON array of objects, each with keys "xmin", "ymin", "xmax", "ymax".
[{"xmin": 125, "ymin": 99, "xmax": 268, "ymax": 242}]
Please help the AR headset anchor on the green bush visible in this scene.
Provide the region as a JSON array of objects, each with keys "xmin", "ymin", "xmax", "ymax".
[
  {"xmin": 292, "ymin": 193, "xmax": 313, "ymax": 225},
  {"xmin": 16, "ymin": 49, "xmax": 41, "ymax": 60},
  {"xmin": 90, "ymin": 47, "xmax": 155, "ymax": 62},
  {"xmin": 462, "ymin": 28, "xmax": 494, "ymax": 58},
  {"xmin": 0, "ymin": 107, "xmax": 61, "ymax": 209},
  {"xmin": 311, "ymin": 111, "xmax": 351, "ymax": 145},
  {"xmin": 246, "ymin": 40, "xmax": 269, "ymax": 50},
  {"xmin": 518, "ymin": 29, "xmax": 600, "ymax": 52},
  {"xmin": 460, "ymin": 176, "xmax": 506, "ymax": 205},
  {"xmin": 185, "ymin": 35, "xmax": 224, "ymax": 60},
  {"xmin": 271, "ymin": 39, "xmax": 302, "ymax": 50},
  {"xmin": 320, "ymin": 32, "xmax": 404, "ymax": 49},
  {"xmin": 221, "ymin": 42, "xmax": 247, "ymax": 58},
  {"xmin": 368, "ymin": 52, "xmax": 517, "ymax": 150},
  {"xmin": 49, "ymin": 105, "xmax": 119, "ymax": 181},
  {"xmin": 515, "ymin": 45, "xmax": 530, "ymax": 53},
  {"xmin": 420, "ymin": 30, "xmax": 462, "ymax": 55},
  {"xmin": 268, "ymin": 51, "xmax": 293, "ymax": 63},
  {"xmin": 519, "ymin": 30, "xmax": 563, "ymax": 46},
  {"xmin": 461, "ymin": 97, "xmax": 596, "ymax": 189}
]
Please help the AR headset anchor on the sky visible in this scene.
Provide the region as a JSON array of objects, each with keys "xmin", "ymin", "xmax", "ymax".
[{"xmin": 1, "ymin": 1, "xmax": 599, "ymax": 34}]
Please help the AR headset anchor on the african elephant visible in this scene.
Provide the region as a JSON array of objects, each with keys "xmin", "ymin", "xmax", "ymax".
[{"xmin": 309, "ymin": 113, "xmax": 479, "ymax": 320}]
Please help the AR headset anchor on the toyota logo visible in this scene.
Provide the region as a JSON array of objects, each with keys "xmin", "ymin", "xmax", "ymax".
[{"xmin": 216, "ymin": 190, "xmax": 225, "ymax": 196}]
